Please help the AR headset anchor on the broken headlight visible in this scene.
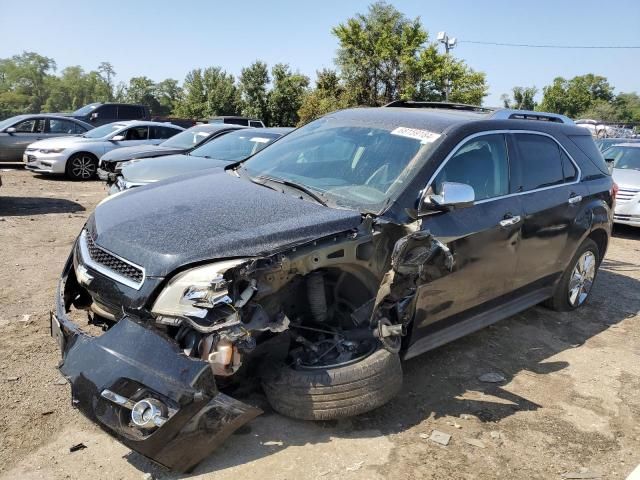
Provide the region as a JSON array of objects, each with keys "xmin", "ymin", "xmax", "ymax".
[{"xmin": 151, "ymin": 259, "xmax": 248, "ymax": 321}]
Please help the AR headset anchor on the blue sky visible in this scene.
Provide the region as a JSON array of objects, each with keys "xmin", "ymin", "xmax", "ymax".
[{"xmin": 1, "ymin": 0, "xmax": 638, "ymax": 106}]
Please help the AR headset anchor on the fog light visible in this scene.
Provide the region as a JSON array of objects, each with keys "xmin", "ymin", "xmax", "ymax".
[{"xmin": 131, "ymin": 398, "xmax": 167, "ymax": 429}]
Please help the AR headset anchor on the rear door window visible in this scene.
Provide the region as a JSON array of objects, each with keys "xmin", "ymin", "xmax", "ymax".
[
  {"xmin": 96, "ymin": 105, "xmax": 117, "ymax": 119},
  {"xmin": 433, "ymin": 133, "xmax": 510, "ymax": 201},
  {"xmin": 48, "ymin": 119, "xmax": 80, "ymax": 134},
  {"xmin": 118, "ymin": 105, "xmax": 143, "ymax": 120},
  {"xmin": 150, "ymin": 126, "xmax": 180, "ymax": 139},
  {"xmin": 124, "ymin": 126, "xmax": 149, "ymax": 140},
  {"xmin": 513, "ymin": 134, "xmax": 565, "ymax": 191},
  {"xmin": 249, "ymin": 121, "xmax": 263, "ymax": 128}
]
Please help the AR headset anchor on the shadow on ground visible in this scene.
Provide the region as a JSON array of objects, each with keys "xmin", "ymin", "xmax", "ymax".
[
  {"xmin": 0, "ymin": 196, "xmax": 85, "ymax": 216},
  {"xmin": 122, "ymin": 259, "xmax": 639, "ymax": 478}
]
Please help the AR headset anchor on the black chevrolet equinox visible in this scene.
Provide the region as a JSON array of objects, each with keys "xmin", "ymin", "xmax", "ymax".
[{"xmin": 53, "ymin": 102, "xmax": 613, "ymax": 471}]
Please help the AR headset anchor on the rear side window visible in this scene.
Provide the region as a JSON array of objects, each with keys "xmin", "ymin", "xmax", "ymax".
[
  {"xmin": 48, "ymin": 119, "xmax": 80, "ymax": 134},
  {"xmin": 569, "ymin": 134, "xmax": 609, "ymax": 175},
  {"xmin": 513, "ymin": 134, "xmax": 565, "ymax": 191},
  {"xmin": 433, "ymin": 133, "xmax": 510, "ymax": 201},
  {"xmin": 96, "ymin": 105, "xmax": 117, "ymax": 119},
  {"xmin": 150, "ymin": 126, "xmax": 180, "ymax": 139},
  {"xmin": 118, "ymin": 105, "xmax": 143, "ymax": 120},
  {"xmin": 560, "ymin": 150, "xmax": 577, "ymax": 181},
  {"xmin": 124, "ymin": 126, "xmax": 149, "ymax": 140}
]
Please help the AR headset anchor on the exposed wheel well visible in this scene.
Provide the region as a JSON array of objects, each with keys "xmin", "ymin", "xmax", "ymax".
[{"xmin": 587, "ymin": 229, "xmax": 608, "ymax": 262}]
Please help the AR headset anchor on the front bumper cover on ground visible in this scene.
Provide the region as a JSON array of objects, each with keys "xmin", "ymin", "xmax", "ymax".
[{"xmin": 52, "ymin": 263, "xmax": 262, "ymax": 472}]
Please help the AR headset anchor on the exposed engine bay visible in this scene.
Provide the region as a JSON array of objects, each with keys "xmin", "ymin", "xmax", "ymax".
[{"xmin": 57, "ymin": 216, "xmax": 453, "ymax": 471}]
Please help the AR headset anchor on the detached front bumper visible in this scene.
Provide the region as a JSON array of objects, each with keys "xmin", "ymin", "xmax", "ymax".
[{"xmin": 52, "ymin": 257, "xmax": 262, "ymax": 472}]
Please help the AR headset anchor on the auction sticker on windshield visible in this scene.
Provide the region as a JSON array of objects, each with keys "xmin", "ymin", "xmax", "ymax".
[
  {"xmin": 391, "ymin": 127, "xmax": 441, "ymax": 144},
  {"xmin": 250, "ymin": 137, "xmax": 271, "ymax": 143}
]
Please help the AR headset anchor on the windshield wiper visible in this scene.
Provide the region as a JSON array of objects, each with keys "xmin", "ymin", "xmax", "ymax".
[{"xmin": 254, "ymin": 175, "xmax": 327, "ymax": 206}]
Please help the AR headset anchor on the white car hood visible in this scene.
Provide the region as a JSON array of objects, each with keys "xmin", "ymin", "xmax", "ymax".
[
  {"xmin": 612, "ymin": 168, "xmax": 640, "ymax": 189},
  {"xmin": 28, "ymin": 136, "xmax": 103, "ymax": 149}
]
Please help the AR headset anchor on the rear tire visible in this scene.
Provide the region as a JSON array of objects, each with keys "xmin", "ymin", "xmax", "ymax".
[
  {"xmin": 262, "ymin": 347, "xmax": 402, "ymax": 420},
  {"xmin": 545, "ymin": 238, "xmax": 600, "ymax": 312},
  {"xmin": 66, "ymin": 153, "xmax": 98, "ymax": 180}
]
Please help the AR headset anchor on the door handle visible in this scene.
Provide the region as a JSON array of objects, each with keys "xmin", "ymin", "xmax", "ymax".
[
  {"xmin": 568, "ymin": 194, "xmax": 582, "ymax": 205},
  {"xmin": 499, "ymin": 215, "xmax": 521, "ymax": 227}
]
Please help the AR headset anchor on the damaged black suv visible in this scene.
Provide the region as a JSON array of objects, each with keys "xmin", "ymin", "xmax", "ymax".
[{"xmin": 53, "ymin": 102, "xmax": 613, "ymax": 471}]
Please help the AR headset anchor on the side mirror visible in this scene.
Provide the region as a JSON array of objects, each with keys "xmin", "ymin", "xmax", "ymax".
[
  {"xmin": 111, "ymin": 135, "xmax": 125, "ymax": 142},
  {"xmin": 90, "ymin": 112, "xmax": 99, "ymax": 121},
  {"xmin": 5, "ymin": 127, "xmax": 16, "ymax": 134},
  {"xmin": 421, "ymin": 181, "xmax": 475, "ymax": 213}
]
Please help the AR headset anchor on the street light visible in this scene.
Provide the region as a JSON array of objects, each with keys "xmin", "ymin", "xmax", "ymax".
[{"xmin": 437, "ymin": 31, "xmax": 457, "ymax": 101}]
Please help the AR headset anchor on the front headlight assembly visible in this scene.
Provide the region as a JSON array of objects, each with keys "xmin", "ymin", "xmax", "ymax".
[
  {"xmin": 151, "ymin": 259, "xmax": 250, "ymax": 323},
  {"xmin": 39, "ymin": 148, "xmax": 65, "ymax": 154}
]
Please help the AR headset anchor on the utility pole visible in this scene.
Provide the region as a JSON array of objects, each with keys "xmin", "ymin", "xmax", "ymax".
[{"xmin": 437, "ymin": 32, "xmax": 457, "ymax": 101}]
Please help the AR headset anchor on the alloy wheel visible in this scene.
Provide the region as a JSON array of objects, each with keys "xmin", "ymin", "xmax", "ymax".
[
  {"xmin": 70, "ymin": 156, "xmax": 96, "ymax": 179},
  {"xmin": 568, "ymin": 251, "xmax": 596, "ymax": 307}
]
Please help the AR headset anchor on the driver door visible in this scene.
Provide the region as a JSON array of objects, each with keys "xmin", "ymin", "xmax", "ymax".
[{"xmin": 411, "ymin": 133, "xmax": 523, "ymax": 334}]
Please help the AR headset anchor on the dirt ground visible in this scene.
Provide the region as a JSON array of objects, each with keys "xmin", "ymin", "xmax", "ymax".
[{"xmin": 1, "ymin": 167, "xmax": 639, "ymax": 480}]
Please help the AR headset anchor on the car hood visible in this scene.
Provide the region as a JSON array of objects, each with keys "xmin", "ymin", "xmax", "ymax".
[
  {"xmin": 101, "ymin": 145, "xmax": 180, "ymax": 163},
  {"xmin": 28, "ymin": 136, "xmax": 101, "ymax": 149},
  {"xmin": 612, "ymin": 168, "xmax": 640, "ymax": 189},
  {"xmin": 119, "ymin": 154, "xmax": 230, "ymax": 184},
  {"xmin": 89, "ymin": 171, "xmax": 363, "ymax": 277}
]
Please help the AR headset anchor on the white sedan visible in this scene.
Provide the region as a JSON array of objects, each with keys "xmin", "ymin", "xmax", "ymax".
[{"xmin": 24, "ymin": 121, "xmax": 184, "ymax": 180}]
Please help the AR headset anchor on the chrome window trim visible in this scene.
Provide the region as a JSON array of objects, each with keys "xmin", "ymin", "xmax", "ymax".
[
  {"xmin": 422, "ymin": 129, "xmax": 582, "ymax": 207},
  {"xmin": 78, "ymin": 230, "xmax": 145, "ymax": 290}
]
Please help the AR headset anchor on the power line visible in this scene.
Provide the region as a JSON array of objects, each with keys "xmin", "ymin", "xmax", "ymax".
[{"xmin": 460, "ymin": 40, "xmax": 640, "ymax": 49}]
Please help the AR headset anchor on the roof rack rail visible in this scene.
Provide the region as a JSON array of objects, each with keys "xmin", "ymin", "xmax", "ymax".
[
  {"xmin": 490, "ymin": 109, "xmax": 574, "ymax": 124},
  {"xmin": 384, "ymin": 101, "xmax": 575, "ymax": 125},
  {"xmin": 384, "ymin": 100, "xmax": 495, "ymax": 113}
]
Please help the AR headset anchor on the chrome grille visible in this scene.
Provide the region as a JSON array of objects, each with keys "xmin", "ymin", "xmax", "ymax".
[{"xmin": 82, "ymin": 231, "xmax": 144, "ymax": 286}]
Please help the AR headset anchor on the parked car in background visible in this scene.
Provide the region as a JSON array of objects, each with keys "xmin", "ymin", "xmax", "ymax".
[
  {"xmin": 0, "ymin": 114, "xmax": 93, "ymax": 162},
  {"xmin": 98, "ymin": 124, "xmax": 245, "ymax": 183},
  {"xmin": 110, "ymin": 127, "xmax": 291, "ymax": 192},
  {"xmin": 595, "ymin": 137, "xmax": 640, "ymax": 153},
  {"xmin": 68, "ymin": 103, "xmax": 151, "ymax": 126},
  {"xmin": 24, "ymin": 121, "xmax": 183, "ymax": 180},
  {"xmin": 53, "ymin": 103, "xmax": 613, "ymax": 471},
  {"xmin": 209, "ymin": 115, "xmax": 265, "ymax": 127},
  {"xmin": 602, "ymin": 143, "xmax": 640, "ymax": 227}
]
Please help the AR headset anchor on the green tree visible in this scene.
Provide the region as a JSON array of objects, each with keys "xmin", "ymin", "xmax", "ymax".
[
  {"xmin": 175, "ymin": 69, "xmax": 207, "ymax": 118},
  {"xmin": 268, "ymin": 63, "xmax": 309, "ymax": 126},
  {"xmin": 202, "ymin": 67, "xmax": 240, "ymax": 117},
  {"xmin": 123, "ymin": 76, "xmax": 162, "ymax": 113},
  {"xmin": 0, "ymin": 51, "xmax": 56, "ymax": 116},
  {"xmin": 239, "ymin": 60, "xmax": 270, "ymax": 123},
  {"xmin": 97, "ymin": 62, "xmax": 116, "ymax": 100},
  {"xmin": 501, "ymin": 86, "xmax": 538, "ymax": 110},
  {"xmin": 539, "ymin": 74, "xmax": 614, "ymax": 117},
  {"xmin": 613, "ymin": 92, "xmax": 640, "ymax": 123},
  {"xmin": 155, "ymin": 78, "xmax": 182, "ymax": 116},
  {"xmin": 297, "ymin": 69, "xmax": 351, "ymax": 125},
  {"xmin": 333, "ymin": 2, "xmax": 487, "ymax": 106}
]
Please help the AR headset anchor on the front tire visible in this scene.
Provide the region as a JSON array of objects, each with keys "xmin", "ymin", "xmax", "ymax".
[
  {"xmin": 545, "ymin": 238, "xmax": 600, "ymax": 312},
  {"xmin": 66, "ymin": 153, "xmax": 98, "ymax": 180},
  {"xmin": 262, "ymin": 347, "xmax": 402, "ymax": 420}
]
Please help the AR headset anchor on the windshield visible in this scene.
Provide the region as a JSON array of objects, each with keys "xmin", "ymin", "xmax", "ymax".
[
  {"xmin": 242, "ymin": 117, "xmax": 438, "ymax": 212},
  {"xmin": 82, "ymin": 123, "xmax": 123, "ymax": 139},
  {"xmin": 161, "ymin": 127, "xmax": 214, "ymax": 149},
  {"xmin": 606, "ymin": 146, "xmax": 640, "ymax": 171},
  {"xmin": 190, "ymin": 130, "xmax": 280, "ymax": 161},
  {"xmin": 72, "ymin": 104, "xmax": 100, "ymax": 116}
]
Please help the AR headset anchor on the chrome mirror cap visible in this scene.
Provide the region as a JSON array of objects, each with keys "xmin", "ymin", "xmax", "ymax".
[{"xmin": 422, "ymin": 181, "xmax": 475, "ymax": 212}]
